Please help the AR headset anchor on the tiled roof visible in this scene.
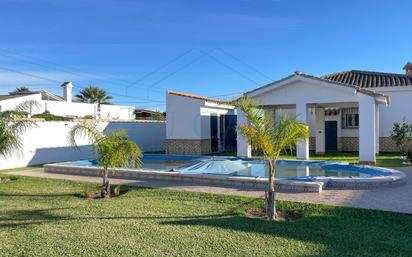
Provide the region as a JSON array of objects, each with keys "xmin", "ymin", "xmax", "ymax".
[
  {"xmin": 168, "ymin": 90, "xmax": 210, "ymax": 101},
  {"xmin": 0, "ymin": 94, "xmax": 27, "ymax": 101},
  {"xmin": 321, "ymin": 70, "xmax": 412, "ymax": 88}
]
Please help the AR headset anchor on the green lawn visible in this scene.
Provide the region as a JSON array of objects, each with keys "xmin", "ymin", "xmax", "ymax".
[
  {"xmin": 1, "ymin": 175, "xmax": 411, "ymax": 257},
  {"xmin": 280, "ymin": 152, "xmax": 409, "ymax": 167},
  {"xmin": 215, "ymin": 151, "xmax": 409, "ymax": 167},
  {"xmin": 0, "ymin": 165, "xmax": 42, "ymax": 173}
]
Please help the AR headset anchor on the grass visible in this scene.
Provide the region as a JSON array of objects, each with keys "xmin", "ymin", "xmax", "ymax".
[
  {"xmin": 280, "ymin": 151, "xmax": 409, "ymax": 167},
  {"xmin": 216, "ymin": 151, "xmax": 409, "ymax": 167},
  {"xmin": 0, "ymin": 165, "xmax": 42, "ymax": 173},
  {"xmin": 1, "ymin": 175, "xmax": 411, "ymax": 257}
]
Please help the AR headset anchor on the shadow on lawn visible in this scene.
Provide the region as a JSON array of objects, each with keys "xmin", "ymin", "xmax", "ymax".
[
  {"xmin": 1, "ymin": 206, "xmax": 411, "ymax": 256},
  {"xmin": 159, "ymin": 214, "xmax": 411, "ymax": 257}
]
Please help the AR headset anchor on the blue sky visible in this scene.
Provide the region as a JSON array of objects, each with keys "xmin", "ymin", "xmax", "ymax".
[{"xmin": 0, "ymin": 0, "xmax": 411, "ymax": 110}]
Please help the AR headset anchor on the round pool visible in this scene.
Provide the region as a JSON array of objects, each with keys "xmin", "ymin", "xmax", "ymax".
[{"xmin": 45, "ymin": 154, "xmax": 406, "ymax": 191}]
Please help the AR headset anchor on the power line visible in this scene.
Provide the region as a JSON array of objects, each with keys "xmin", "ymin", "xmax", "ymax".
[
  {"xmin": 144, "ymin": 48, "xmax": 216, "ymax": 90},
  {"xmin": 214, "ymin": 48, "xmax": 274, "ymax": 82},
  {"xmin": 0, "ymin": 47, "xmax": 275, "ymax": 105},
  {"xmin": 124, "ymin": 48, "xmax": 196, "ymax": 95},
  {"xmin": 197, "ymin": 49, "xmax": 262, "ymax": 87},
  {"xmin": 0, "ymin": 66, "xmax": 165, "ymax": 103},
  {"xmin": 0, "ymin": 48, "xmax": 165, "ymax": 94}
]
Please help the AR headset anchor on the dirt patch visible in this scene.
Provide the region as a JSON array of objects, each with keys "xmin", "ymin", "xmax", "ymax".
[
  {"xmin": 83, "ymin": 185, "xmax": 125, "ymax": 199},
  {"xmin": 245, "ymin": 208, "xmax": 266, "ymax": 218},
  {"xmin": 0, "ymin": 177, "xmax": 18, "ymax": 184},
  {"xmin": 245, "ymin": 208, "xmax": 305, "ymax": 221}
]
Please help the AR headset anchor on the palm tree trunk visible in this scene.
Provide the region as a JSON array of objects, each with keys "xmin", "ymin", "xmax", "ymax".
[
  {"xmin": 101, "ymin": 168, "xmax": 111, "ymax": 198},
  {"xmin": 266, "ymin": 159, "xmax": 276, "ymax": 220}
]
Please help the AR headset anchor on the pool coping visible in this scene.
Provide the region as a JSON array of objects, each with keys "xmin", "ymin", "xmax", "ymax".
[
  {"xmin": 43, "ymin": 164, "xmax": 324, "ymax": 192},
  {"xmin": 43, "ymin": 161, "xmax": 407, "ymax": 193}
]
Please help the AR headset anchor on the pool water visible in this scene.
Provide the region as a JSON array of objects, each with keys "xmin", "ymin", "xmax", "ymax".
[{"xmin": 58, "ymin": 154, "xmax": 391, "ymax": 179}]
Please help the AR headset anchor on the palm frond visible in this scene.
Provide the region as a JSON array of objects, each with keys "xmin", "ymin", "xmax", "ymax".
[
  {"xmin": 94, "ymin": 129, "xmax": 142, "ymax": 170},
  {"xmin": 68, "ymin": 121, "xmax": 103, "ymax": 148},
  {"xmin": 0, "ymin": 124, "xmax": 20, "ymax": 158},
  {"xmin": 0, "ymin": 100, "xmax": 39, "ymax": 159},
  {"xmin": 234, "ymin": 96, "xmax": 309, "ymax": 160}
]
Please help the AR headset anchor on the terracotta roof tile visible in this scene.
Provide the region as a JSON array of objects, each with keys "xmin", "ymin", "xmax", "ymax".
[
  {"xmin": 167, "ymin": 90, "xmax": 225, "ymax": 104},
  {"xmin": 321, "ymin": 70, "xmax": 412, "ymax": 88}
]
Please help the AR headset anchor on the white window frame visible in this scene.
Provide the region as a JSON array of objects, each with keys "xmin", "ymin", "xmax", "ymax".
[{"xmin": 341, "ymin": 108, "xmax": 359, "ymax": 129}]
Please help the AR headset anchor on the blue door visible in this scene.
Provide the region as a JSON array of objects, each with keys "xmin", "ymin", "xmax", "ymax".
[
  {"xmin": 210, "ymin": 115, "xmax": 218, "ymax": 152},
  {"xmin": 325, "ymin": 121, "xmax": 337, "ymax": 151}
]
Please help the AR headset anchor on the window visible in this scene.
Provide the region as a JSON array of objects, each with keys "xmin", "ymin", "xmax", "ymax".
[{"xmin": 341, "ymin": 108, "xmax": 359, "ymax": 129}]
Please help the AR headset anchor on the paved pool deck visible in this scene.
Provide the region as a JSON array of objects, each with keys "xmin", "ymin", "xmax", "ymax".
[{"xmin": 6, "ymin": 167, "xmax": 412, "ymax": 214}]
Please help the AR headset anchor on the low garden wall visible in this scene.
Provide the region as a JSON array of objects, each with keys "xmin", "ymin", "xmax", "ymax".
[{"xmin": 0, "ymin": 120, "xmax": 166, "ymax": 170}]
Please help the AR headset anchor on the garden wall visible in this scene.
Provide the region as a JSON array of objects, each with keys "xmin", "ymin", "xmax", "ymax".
[{"xmin": 0, "ymin": 120, "xmax": 165, "ymax": 170}]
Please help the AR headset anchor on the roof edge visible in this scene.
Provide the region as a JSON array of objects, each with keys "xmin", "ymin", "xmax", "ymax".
[{"xmin": 167, "ymin": 90, "xmax": 226, "ymax": 104}]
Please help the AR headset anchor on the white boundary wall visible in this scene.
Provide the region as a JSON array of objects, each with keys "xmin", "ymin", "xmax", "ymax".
[
  {"xmin": 0, "ymin": 120, "xmax": 165, "ymax": 170},
  {"xmin": 0, "ymin": 93, "xmax": 134, "ymax": 120}
]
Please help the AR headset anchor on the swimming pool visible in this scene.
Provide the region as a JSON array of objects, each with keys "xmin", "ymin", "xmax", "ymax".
[{"xmin": 44, "ymin": 154, "xmax": 406, "ymax": 192}]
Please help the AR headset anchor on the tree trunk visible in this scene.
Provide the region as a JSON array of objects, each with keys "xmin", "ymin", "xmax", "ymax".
[
  {"xmin": 101, "ymin": 168, "xmax": 111, "ymax": 198},
  {"xmin": 266, "ymin": 159, "xmax": 276, "ymax": 220}
]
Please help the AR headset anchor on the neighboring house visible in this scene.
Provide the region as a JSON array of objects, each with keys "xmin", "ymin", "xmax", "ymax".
[
  {"xmin": 166, "ymin": 90, "xmax": 237, "ymax": 155},
  {"xmin": 0, "ymin": 82, "xmax": 134, "ymax": 119},
  {"xmin": 166, "ymin": 63, "xmax": 412, "ymax": 164},
  {"xmin": 134, "ymin": 109, "xmax": 165, "ymax": 120}
]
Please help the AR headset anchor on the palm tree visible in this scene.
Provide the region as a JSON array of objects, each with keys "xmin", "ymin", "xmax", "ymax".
[
  {"xmin": 13, "ymin": 86, "xmax": 30, "ymax": 93},
  {"xmin": 0, "ymin": 101, "xmax": 37, "ymax": 160},
  {"xmin": 75, "ymin": 86, "xmax": 112, "ymax": 105},
  {"xmin": 69, "ymin": 122, "xmax": 142, "ymax": 198},
  {"xmin": 234, "ymin": 97, "xmax": 309, "ymax": 220}
]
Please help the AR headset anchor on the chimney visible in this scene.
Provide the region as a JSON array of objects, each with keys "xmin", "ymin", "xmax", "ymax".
[
  {"xmin": 61, "ymin": 81, "xmax": 73, "ymax": 102},
  {"xmin": 403, "ymin": 62, "xmax": 412, "ymax": 76}
]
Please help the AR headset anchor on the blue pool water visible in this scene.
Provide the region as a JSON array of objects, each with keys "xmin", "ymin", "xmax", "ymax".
[{"xmin": 57, "ymin": 154, "xmax": 392, "ymax": 179}]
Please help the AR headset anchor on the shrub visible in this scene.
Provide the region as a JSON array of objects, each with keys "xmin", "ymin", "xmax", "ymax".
[
  {"xmin": 390, "ymin": 117, "xmax": 412, "ymax": 155},
  {"xmin": 0, "ymin": 110, "xmax": 29, "ymax": 118},
  {"xmin": 82, "ymin": 115, "xmax": 95, "ymax": 119},
  {"xmin": 407, "ymin": 149, "xmax": 412, "ymax": 163},
  {"xmin": 32, "ymin": 111, "xmax": 72, "ymax": 121}
]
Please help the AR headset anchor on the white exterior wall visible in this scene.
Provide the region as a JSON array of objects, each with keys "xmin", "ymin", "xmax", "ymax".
[
  {"xmin": 166, "ymin": 93, "xmax": 235, "ymax": 140},
  {"xmin": 250, "ymin": 79, "xmax": 359, "ymax": 106},
  {"xmin": 0, "ymin": 93, "xmax": 43, "ymax": 113},
  {"xmin": 374, "ymin": 89, "xmax": 412, "ymax": 137},
  {"xmin": 0, "ymin": 121, "xmax": 166, "ymax": 170},
  {"xmin": 314, "ymin": 108, "xmax": 325, "ymax": 153},
  {"xmin": 166, "ymin": 93, "xmax": 204, "ymax": 140},
  {"xmin": 0, "ymin": 94, "xmax": 134, "ymax": 120},
  {"xmin": 358, "ymin": 94, "xmax": 377, "ymax": 163},
  {"xmin": 236, "ymin": 109, "xmax": 252, "ymax": 157}
]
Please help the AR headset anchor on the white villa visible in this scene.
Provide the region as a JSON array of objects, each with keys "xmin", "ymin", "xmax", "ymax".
[
  {"xmin": 166, "ymin": 63, "xmax": 412, "ymax": 164},
  {"xmin": 0, "ymin": 82, "xmax": 134, "ymax": 120}
]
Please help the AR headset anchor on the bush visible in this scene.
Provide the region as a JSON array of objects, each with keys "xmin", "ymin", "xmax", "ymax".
[
  {"xmin": 0, "ymin": 110, "xmax": 29, "ymax": 118},
  {"xmin": 82, "ymin": 115, "xmax": 95, "ymax": 119},
  {"xmin": 390, "ymin": 117, "xmax": 412, "ymax": 154},
  {"xmin": 32, "ymin": 111, "xmax": 72, "ymax": 121},
  {"xmin": 407, "ymin": 149, "xmax": 412, "ymax": 163}
]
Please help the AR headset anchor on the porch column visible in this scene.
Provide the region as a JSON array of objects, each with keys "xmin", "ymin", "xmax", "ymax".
[
  {"xmin": 296, "ymin": 103, "xmax": 309, "ymax": 160},
  {"xmin": 359, "ymin": 95, "xmax": 376, "ymax": 164},
  {"xmin": 264, "ymin": 107, "xmax": 275, "ymax": 122},
  {"xmin": 236, "ymin": 109, "xmax": 252, "ymax": 157},
  {"xmin": 375, "ymin": 104, "xmax": 380, "ymax": 154},
  {"xmin": 315, "ymin": 107, "xmax": 325, "ymax": 154}
]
